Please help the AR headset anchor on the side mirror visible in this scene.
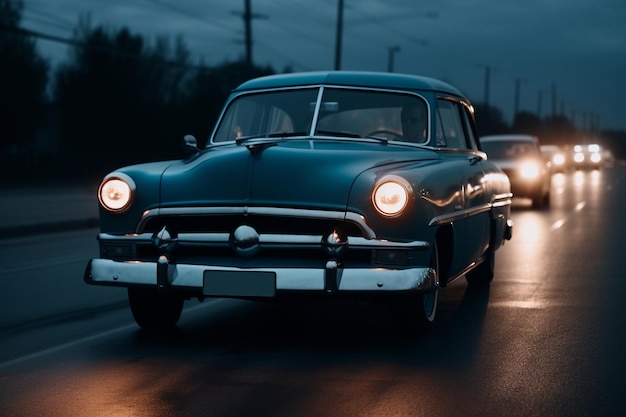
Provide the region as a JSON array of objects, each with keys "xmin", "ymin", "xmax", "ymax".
[{"xmin": 182, "ymin": 134, "xmax": 199, "ymax": 157}]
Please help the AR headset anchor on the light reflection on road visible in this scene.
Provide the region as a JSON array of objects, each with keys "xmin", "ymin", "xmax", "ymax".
[{"xmin": 495, "ymin": 168, "xmax": 607, "ymax": 309}]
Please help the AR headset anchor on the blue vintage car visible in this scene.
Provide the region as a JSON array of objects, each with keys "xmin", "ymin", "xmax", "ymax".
[{"xmin": 85, "ymin": 71, "xmax": 513, "ymax": 335}]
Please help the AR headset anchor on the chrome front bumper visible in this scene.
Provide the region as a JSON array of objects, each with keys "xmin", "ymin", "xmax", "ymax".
[
  {"xmin": 86, "ymin": 222, "xmax": 437, "ymax": 297},
  {"xmin": 85, "ymin": 258, "xmax": 437, "ymax": 297}
]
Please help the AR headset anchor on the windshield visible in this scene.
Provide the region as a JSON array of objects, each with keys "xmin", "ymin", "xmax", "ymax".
[{"xmin": 212, "ymin": 87, "xmax": 428, "ymax": 144}]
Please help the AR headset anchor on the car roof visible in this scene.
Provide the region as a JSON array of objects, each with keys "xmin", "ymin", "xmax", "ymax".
[
  {"xmin": 233, "ymin": 71, "xmax": 466, "ymax": 97},
  {"xmin": 480, "ymin": 134, "xmax": 538, "ymax": 143}
]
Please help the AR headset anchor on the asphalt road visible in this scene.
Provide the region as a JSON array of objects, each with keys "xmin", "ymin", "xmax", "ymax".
[{"xmin": 1, "ymin": 165, "xmax": 625, "ymax": 417}]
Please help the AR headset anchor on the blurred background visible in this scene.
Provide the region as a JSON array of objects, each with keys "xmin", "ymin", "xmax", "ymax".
[{"xmin": 1, "ymin": 0, "xmax": 625, "ymax": 184}]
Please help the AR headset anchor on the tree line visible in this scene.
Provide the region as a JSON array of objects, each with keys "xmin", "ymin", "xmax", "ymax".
[
  {"xmin": 1, "ymin": 0, "xmax": 276, "ymax": 181},
  {"xmin": 1, "ymin": 0, "xmax": 623, "ymax": 183}
]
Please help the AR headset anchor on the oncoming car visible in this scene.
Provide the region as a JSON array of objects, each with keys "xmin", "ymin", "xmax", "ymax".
[
  {"xmin": 85, "ymin": 71, "xmax": 513, "ymax": 336},
  {"xmin": 573, "ymin": 144, "xmax": 603, "ymax": 170},
  {"xmin": 480, "ymin": 134, "xmax": 551, "ymax": 209},
  {"xmin": 540, "ymin": 144, "xmax": 568, "ymax": 173}
]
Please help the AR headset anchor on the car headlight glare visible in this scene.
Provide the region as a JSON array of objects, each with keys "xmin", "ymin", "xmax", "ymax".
[
  {"xmin": 590, "ymin": 153, "xmax": 602, "ymax": 163},
  {"xmin": 373, "ymin": 178, "xmax": 410, "ymax": 216},
  {"xmin": 553, "ymin": 154, "xmax": 565, "ymax": 165},
  {"xmin": 98, "ymin": 174, "xmax": 135, "ymax": 212},
  {"xmin": 520, "ymin": 162, "xmax": 540, "ymax": 179}
]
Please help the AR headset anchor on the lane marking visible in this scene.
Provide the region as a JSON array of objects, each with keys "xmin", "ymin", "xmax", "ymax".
[
  {"xmin": 550, "ymin": 200, "xmax": 585, "ymax": 231},
  {"xmin": 0, "ymin": 301, "xmax": 222, "ymax": 371},
  {"xmin": 0, "ymin": 324, "xmax": 136, "ymax": 371},
  {"xmin": 550, "ymin": 219, "xmax": 566, "ymax": 231}
]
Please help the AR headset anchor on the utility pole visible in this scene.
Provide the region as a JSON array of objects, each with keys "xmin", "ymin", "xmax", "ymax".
[
  {"xmin": 483, "ymin": 65, "xmax": 490, "ymax": 109},
  {"xmin": 537, "ymin": 89, "xmax": 547, "ymax": 118},
  {"xmin": 513, "ymin": 78, "xmax": 524, "ymax": 123},
  {"xmin": 244, "ymin": 0, "xmax": 253, "ymax": 65},
  {"xmin": 551, "ymin": 82, "xmax": 557, "ymax": 117},
  {"xmin": 232, "ymin": 0, "xmax": 267, "ymax": 66},
  {"xmin": 334, "ymin": 0, "xmax": 344, "ymax": 70}
]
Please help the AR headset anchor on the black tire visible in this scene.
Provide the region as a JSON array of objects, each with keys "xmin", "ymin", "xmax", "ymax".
[
  {"xmin": 466, "ymin": 250, "xmax": 494, "ymax": 286},
  {"xmin": 531, "ymin": 194, "xmax": 544, "ymax": 209},
  {"xmin": 532, "ymin": 190, "xmax": 550, "ymax": 209},
  {"xmin": 392, "ymin": 244, "xmax": 439, "ymax": 336},
  {"xmin": 128, "ymin": 288, "xmax": 184, "ymax": 331}
]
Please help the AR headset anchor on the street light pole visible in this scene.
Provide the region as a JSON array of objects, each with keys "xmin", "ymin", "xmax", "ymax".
[
  {"xmin": 513, "ymin": 78, "xmax": 527, "ymax": 124},
  {"xmin": 537, "ymin": 89, "xmax": 548, "ymax": 118},
  {"xmin": 387, "ymin": 46, "xmax": 401, "ymax": 72},
  {"xmin": 483, "ymin": 65, "xmax": 490, "ymax": 109},
  {"xmin": 551, "ymin": 82, "xmax": 557, "ymax": 117},
  {"xmin": 513, "ymin": 78, "xmax": 521, "ymax": 121}
]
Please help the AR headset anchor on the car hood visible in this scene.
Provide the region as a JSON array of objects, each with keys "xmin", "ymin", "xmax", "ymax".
[{"xmin": 160, "ymin": 140, "xmax": 438, "ymax": 210}]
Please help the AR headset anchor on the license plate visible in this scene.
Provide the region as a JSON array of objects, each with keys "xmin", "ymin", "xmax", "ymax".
[{"xmin": 203, "ymin": 270, "xmax": 276, "ymax": 297}]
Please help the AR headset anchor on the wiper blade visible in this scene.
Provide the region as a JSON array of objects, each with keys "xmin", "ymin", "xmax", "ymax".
[
  {"xmin": 235, "ymin": 131, "xmax": 308, "ymax": 145},
  {"xmin": 315, "ymin": 130, "xmax": 388, "ymax": 144}
]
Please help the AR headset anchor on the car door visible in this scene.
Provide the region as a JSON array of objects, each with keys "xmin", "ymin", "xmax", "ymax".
[{"xmin": 435, "ymin": 98, "xmax": 491, "ymax": 276}]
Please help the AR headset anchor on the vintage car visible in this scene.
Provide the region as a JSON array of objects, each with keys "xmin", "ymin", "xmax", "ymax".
[
  {"xmin": 573, "ymin": 143, "xmax": 603, "ymax": 170},
  {"xmin": 480, "ymin": 134, "xmax": 551, "ymax": 209},
  {"xmin": 540, "ymin": 144, "xmax": 568, "ymax": 173},
  {"xmin": 84, "ymin": 71, "xmax": 513, "ymax": 335}
]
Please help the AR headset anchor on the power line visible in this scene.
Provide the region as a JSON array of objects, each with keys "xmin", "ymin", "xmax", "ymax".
[
  {"xmin": 346, "ymin": 5, "xmax": 436, "ymax": 47},
  {"xmin": 0, "ymin": 24, "xmax": 207, "ymax": 70},
  {"xmin": 21, "ymin": 4, "xmax": 76, "ymax": 32},
  {"xmin": 141, "ymin": 0, "xmax": 240, "ymax": 35},
  {"xmin": 141, "ymin": 0, "xmax": 303, "ymax": 69}
]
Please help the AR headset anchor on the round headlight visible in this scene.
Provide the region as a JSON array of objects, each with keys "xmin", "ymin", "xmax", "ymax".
[
  {"xmin": 553, "ymin": 154, "xmax": 565, "ymax": 165},
  {"xmin": 590, "ymin": 153, "xmax": 602, "ymax": 163},
  {"xmin": 574, "ymin": 153, "xmax": 585, "ymax": 163},
  {"xmin": 372, "ymin": 177, "xmax": 410, "ymax": 216},
  {"xmin": 98, "ymin": 174, "xmax": 135, "ymax": 212},
  {"xmin": 520, "ymin": 161, "xmax": 540, "ymax": 179}
]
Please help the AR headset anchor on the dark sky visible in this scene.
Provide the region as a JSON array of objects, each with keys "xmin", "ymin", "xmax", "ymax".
[{"xmin": 22, "ymin": 0, "xmax": 626, "ymax": 131}]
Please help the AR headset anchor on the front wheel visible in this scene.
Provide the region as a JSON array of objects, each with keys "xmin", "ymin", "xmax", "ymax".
[
  {"xmin": 128, "ymin": 288, "xmax": 184, "ymax": 331},
  {"xmin": 391, "ymin": 289, "xmax": 438, "ymax": 338},
  {"xmin": 392, "ymin": 244, "xmax": 439, "ymax": 336},
  {"xmin": 532, "ymin": 190, "xmax": 550, "ymax": 209}
]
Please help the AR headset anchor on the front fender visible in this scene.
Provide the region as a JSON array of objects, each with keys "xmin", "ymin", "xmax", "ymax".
[
  {"xmin": 347, "ymin": 160, "xmax": 460, "ymax": 242},
  {"xmin": 98, "ymin": 162, "xmax": 173, "ymax": 234}
]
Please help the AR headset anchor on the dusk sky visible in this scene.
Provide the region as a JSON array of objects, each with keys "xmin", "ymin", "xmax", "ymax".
[{"xmin": 21, "ymin": 0, "xmax": 626, "ymax": 132}]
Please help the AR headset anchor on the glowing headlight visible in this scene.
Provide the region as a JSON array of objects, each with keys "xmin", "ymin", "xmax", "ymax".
[
  {"xmin": 590, "ymin": 153, "xmax": 602, "ymax": 164},
  {"xmin": 372, "ymin": 177, "xmax": 411, "ymax": 216},
  {"xmin": 553, "ymin": 153, "xmax": 565, "ymax": 165},
  {"xmin": 520, "ymin": 161, "xmax": 540, "ymax": 179},
  {"xmin": 98, "ymin": 174, "xmax": 135, "ymax": 212}
]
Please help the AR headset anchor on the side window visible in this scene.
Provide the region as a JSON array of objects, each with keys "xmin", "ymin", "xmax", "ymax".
[
  {"xmin": 460, "ymin": 105, "xmax": 479, "ymax": 150},
  {"xmin": 435, "ymin": 99, "xmax": 469, "ymax": 149}
]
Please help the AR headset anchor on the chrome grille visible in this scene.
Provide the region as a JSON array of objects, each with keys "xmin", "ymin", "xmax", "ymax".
[{"xmin": 141, "ymin": 214, "xmax": 365, "ymax": 237}]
